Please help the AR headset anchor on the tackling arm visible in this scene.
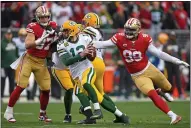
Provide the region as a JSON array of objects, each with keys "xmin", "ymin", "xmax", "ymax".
[
  {"xmin": 148, "ymin": 43, "xmax": 189, "ymax": 67},
  {"xmin": 92, "ymin": 39, "xmax": 115, "ymax": 49}
]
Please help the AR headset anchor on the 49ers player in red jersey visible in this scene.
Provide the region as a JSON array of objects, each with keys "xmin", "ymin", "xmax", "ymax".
[
  {"xmin": 92, "ymin": 18, "xmax": 189, "ymax": 125},
  {"xmin": 4, "ymin": 6, "xmax": 57, "ymax": 123}
]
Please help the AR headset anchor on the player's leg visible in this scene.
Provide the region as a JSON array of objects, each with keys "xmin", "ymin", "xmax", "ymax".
[
  {"xmin": 81, "ymin": 67, "xmax": 103, "ymax": 120},
  {"xmin": 34, "ymin": 63, "xmax": 51, "ymax": 122},
  {"xmin": 132, "ymin": 74, "xmax": 181, "ymax": 124},
  {"xmin": 92, "ymin": 57, "xmax": 115, "ymax": 106},
  {"xmin": 74, "ymin": 84, "xmax": 96, "ymax": 124},
  {"xmin": 4, "ymin": 55, "xmax": 30, "ymax": 123},
  {"xmin": 149, "ymin": 64, "xmax": 173, "ymax": 102},
  {"xmin": 51, "ymin": 68, "xmax": 73, "ymax": 123}
]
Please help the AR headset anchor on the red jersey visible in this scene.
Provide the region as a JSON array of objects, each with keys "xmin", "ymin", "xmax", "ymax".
[
  {"xmin": 111, "ymin": 32, "xmax": 152, "ymax": 74},
  {"xmin": 26, "ymin": 21, "xmax": 57, "ymax": 58}
]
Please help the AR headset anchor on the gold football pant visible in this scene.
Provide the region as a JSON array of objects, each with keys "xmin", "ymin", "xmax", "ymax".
[
  {"xmin": 17, "ymin": 53, "xmax": 50, "ymax": 91},
  {"xmin": 51, "ymin": 68, "xmax": 74, "ymax": 90},
  {"xmin": 132, "ymin": 64, "xmax": 172, "ymax": 95},
  {"xmin": 92, "ymin": 57, "xmax": 105, "ymax": 95},
  {"xmin": 74, "ymin": 67, "xmax": 104, "ymax": 103}
]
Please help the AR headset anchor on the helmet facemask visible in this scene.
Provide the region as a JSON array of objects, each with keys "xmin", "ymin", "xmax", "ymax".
[
  {"xmin": 124, "ymin": 27, "xmax": 139, "ymax": 39},
  {"xmin": 124, "ymin": 18, "xmax": 141, "ymax": 39}
]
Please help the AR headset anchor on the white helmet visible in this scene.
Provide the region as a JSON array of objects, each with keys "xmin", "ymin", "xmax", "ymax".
[{"xmin": 124, "ymin": 18, "xmax": 141, "ymax": 39}]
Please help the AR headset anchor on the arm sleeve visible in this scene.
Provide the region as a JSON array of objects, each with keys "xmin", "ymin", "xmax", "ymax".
[
  {"xmin": 59, "ymin": 53, "xmax": 85, "ymax": 66},
  {"xmin": 93, "ymin": 39, "xmax": 115, "ymax": 49},
  {"xmin": 148, "ymin": 43, "xmax": 180, "ymax": 64}
]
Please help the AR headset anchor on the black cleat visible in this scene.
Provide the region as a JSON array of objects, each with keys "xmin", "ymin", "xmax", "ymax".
[
  {"xmin": 77, "ymin": 119, "xmax": 96, "ymax": 124},
  {"xmin": 113, "ymin": 114, "xmax": 130, "ymax": 124},
  {"xmin": 90, "ymin": 109, "xmax": 103, "ymax": 120},
  {"xmin": 79, "ymin": 106, "xmax": 85, "ymax": 115},
  {"xmin": 63, "ymin": 115, "xmax": 72, "ymax": 123}
]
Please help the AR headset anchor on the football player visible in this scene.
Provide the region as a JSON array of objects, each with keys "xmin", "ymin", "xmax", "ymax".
[
  {"xmin": 92, "ymin": 18, "xmax": 189, "ymax": 125},
  {"xmin": 57, "ymin": 20, "xmax": 103, "ymax": 123},
  {"xmin": 57, "ymin": 20, "xmax": 129, "ymax": 124},
  {"xmin": 51, "ymin": 52, "xmax": 74, "ymax": 123},
  {"xmin": 80, "ymin": 12, "xmax": 130, "ymax": 124},
  {"xmin": 4, "ymin": 6, "xmax": 57, "ymax": 123}
]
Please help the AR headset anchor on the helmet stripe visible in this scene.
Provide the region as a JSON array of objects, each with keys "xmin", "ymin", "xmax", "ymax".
[
  {"xmin": 93, "ymin": 13, "xmax": 100, "ymax": 26},
  {"xmin": 42, "ymin": 6, "xmax": 45, "ymax": 14},
  {"xmin": 129, "ymin": 18, "xmax": 135, "ymax": 25}
]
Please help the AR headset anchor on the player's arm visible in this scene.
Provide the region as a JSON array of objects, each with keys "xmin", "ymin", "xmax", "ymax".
[
  {"xmin": 92, "ymin": 39, "xmax": 115, "ymax": 49},
  {"xmin": 57, "ymin": 45, "xmax": 91, "ymax": 66},
  {"xmin": 148, "ymin": 43, "xmax": 189, "ymax": 67},
  {"xmin": 25, "ymin": 31, "xmax": 50, "ymax": 49}
]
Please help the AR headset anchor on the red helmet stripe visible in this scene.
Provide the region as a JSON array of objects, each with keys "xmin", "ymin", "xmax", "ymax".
[{"xmin": 41, "ymin": 6, "xmax": 46, "ymax": 14}]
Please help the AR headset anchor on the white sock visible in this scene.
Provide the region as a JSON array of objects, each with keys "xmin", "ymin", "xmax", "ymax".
[
  {"xmin": 6, "ymin": 106, "xmax": 13, "ymax": 113},
  {"xmin": 40, "ymin": 109, "xmax": 45, "ymax": 113},
  {"xmin": 93, "ymin": 103, "xmax": 100, "ymax": 110},
  {"xmin": 167, "ymin": 111, "xmax": 177, "ymax": 118},
  {"xmin": 114, "ymin": 109, "xmax": 123, "ymax": 117},
  {"xmin": 84, "ymin": 106, "xmax": 91, "ymax": 111}
]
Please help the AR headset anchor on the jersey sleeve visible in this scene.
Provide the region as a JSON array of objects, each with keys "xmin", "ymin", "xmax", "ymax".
[
  {"xmin": 144, "ymin": 33, "xmax": 153, "ymax": 45},
  {"xmin": 26, "ymin": 22, "xmax": 37, "ymax": 34},
  {"xmin": 110, "ymin": 33, "xmax": 121, "ymax": 45},
  {"xmin": 57, "ymin": 41, "xmax": 68, "ymax": 57}
]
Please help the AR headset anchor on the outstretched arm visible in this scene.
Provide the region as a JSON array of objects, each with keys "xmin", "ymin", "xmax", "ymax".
[
  {"xmin": 148, "ymin": 43, "xmax": 189, "ymax": 67},
  {"xmin": 92, "ymin": 39, "xmax": 115, "ymax": 49}
]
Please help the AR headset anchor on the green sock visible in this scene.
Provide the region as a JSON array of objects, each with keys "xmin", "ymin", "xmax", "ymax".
[
  {"xmin": 103, "ymin": 94, "xmax": 116, "ymax": 107},
  {"xmin": 83, "ymin": 83, "xmax": 98, "ymax": 103},
  {"xmin": 64, "ymin": 88, "xmax": 73, "ymax": 115},
  {"xmin": 76, "ymin": 92, "xmax": 90, "ymax": 108},
  {"xmin": 101, "ymin": 99, "xmax": 116, "ymax": 113}
]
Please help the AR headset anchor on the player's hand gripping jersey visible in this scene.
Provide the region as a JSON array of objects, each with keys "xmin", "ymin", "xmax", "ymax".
[
  {"xmin": 57, "ymin": 33, "xmax": 93, "ymax": 79},
  {"xmin": 26, "ymin": 21, "xmax": 57, "ymax": 58}
]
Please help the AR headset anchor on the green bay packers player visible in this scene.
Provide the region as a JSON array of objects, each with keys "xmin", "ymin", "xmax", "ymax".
[
  {"xmin": 81, "ymin": 12, "xmax": 129, "ymax": 124},
  {"xmin": 51, "ymin": 52, "xmax": 74, "ymax": 123},
  {"xmin": 57, "ymin": 20, "xmax": 103, "ymax": 122},
  {"xmin": 57, "ymin": 20, "xmax": 129, "ymax": 124}
]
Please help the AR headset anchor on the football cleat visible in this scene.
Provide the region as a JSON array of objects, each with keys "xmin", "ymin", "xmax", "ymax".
[
  {"xmin": 4, "ymin": 112, "xmax": 16, "ymax": 123},
  {"xmin": 79, "ymin": 106, "xmax": 85, "ymax": 115},
  {"xmin": 77, "ymin": 119, "xmax": 96, "ymax": 124},
  {"xmin": 90, "ymin": 109, "xmax": 103, "ymax": 120},
  {"xmin": 39, "ymin": 112, "xmax": 52, "ymax": 122},
  {"xmin": 170, "ymin": 115, "xmax": 182, "ymax": 125},
  {"xmin": 156, "ymin": 88, "xmax": 174, "ymax": 102},
  {"xmin": 63, "ymin": 115, "xmax": 72, "ymax": 123},
  {"xmin": 113, "ymin": 114, "xmax": 130, "ymax": 124}
]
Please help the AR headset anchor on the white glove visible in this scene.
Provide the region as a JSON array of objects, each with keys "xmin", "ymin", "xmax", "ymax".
[
  {"xmin": 46, "ymin": 29, "xmax": 55, "ymax": 35},
  {"xmin": 35, "ymin": 30, "xmax": 50, "ymax": 45},
  {"xmin": 176, "ymin": 60, "xmax": 190, "ymax": 67}
]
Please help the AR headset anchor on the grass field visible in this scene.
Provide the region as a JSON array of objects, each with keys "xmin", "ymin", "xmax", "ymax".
[{"xmin": 1, "ymin": 101, "xmax": 190, "ymax": 128}]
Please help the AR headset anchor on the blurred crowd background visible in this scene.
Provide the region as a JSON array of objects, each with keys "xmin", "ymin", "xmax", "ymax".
[{"xmin": 1, "ymin": 1, "xmax": 190, "ymax": 101}]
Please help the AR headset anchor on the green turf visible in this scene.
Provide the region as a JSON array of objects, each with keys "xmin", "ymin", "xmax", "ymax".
[{"xmin": 1, "ymin": 101, "xmax": 190, "ymax": 128}]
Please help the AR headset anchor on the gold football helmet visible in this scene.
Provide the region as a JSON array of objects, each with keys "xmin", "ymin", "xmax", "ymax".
[
  {"xmin": 77, "ymin": 24, "xmax": 84, "ymax": 31},
  {"xmin": 35, "ymin": 6, "xmax": 51, "ymax": 27},
  {"xmin": 124, "ymin": 18, "xmax": 141, "ymax": 39},
  {"xmin": 18, "ymin": 28, "xmax": 27, "ymax": 36},
  {"xmin": 158, "ymin": 33, "xmax": 169, "ymax": 44},
  {"xmin": 60, "ymin": 20, "xmax": 80, "ymax": 39},
  {"xmin": 82, "ymin": 12, "xmax": 100, "ymax": 28}
]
